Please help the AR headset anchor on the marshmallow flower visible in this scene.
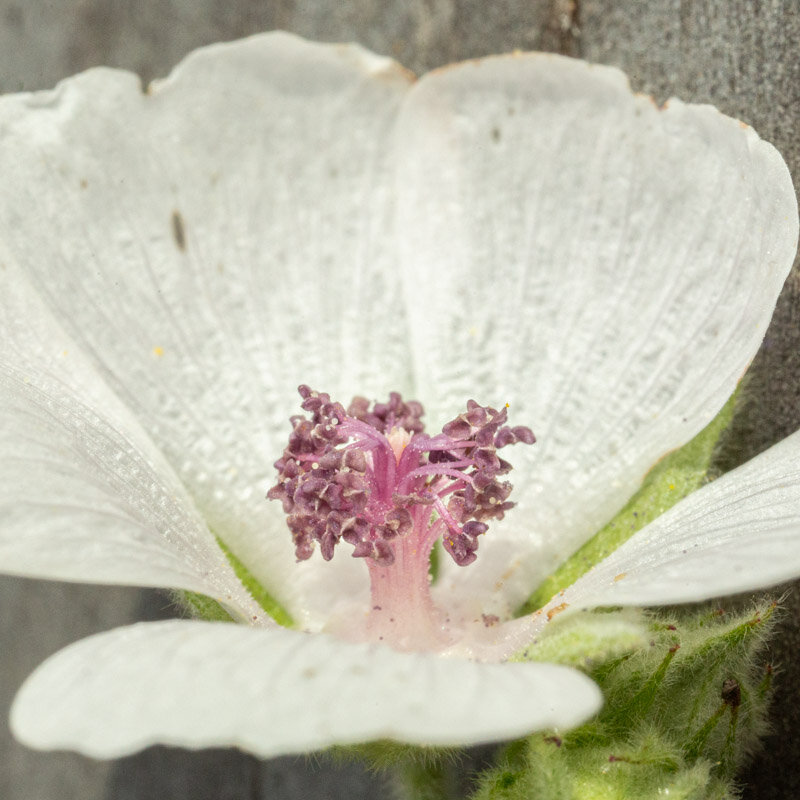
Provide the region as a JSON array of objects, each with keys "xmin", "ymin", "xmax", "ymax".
[{"xmin": 0, "ymin": 32, "xmax": 798, "ymax": 759}]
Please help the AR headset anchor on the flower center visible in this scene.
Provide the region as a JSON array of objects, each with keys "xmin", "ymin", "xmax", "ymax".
[{"xmin": 268, "ymin": 385, "xmax": 534, "ymax": 649}]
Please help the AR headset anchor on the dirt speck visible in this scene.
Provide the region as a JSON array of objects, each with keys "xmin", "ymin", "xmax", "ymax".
[{"xmin": 171, "ymin": 209, "xmax": 186, "ymax": 252}]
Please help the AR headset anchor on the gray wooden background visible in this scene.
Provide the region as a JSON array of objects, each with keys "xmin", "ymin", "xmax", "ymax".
[{"xmin": 1, "ymin": 2, "xmax": 799, "ymax": 798}]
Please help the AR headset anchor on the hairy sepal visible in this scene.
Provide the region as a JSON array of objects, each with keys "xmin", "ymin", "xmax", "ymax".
[
  {"xmin": 472, "ymin": 598, "xmax": 777, "ymax": 800},
  {"xmin": 172, "ymin": 536, "xmax": 295, "ymax": 626},
  {"xmin": 521, "ymin": 390, "xmax": 739, "ymax": 614}
]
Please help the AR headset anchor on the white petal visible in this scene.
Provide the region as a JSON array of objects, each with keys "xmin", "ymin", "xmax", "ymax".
[
  {"xmin": 397, "ymin": 54, "xmax": 798, "ymax": 615},
  {"xmin": 556, "ymin": 428, "xmax": 800, "ymax": 610},
  {"xmin": 0, "ymin": 33, "xmax": 415, "ymax": 626},
  {"xmin": 11, "ymin": 620, "xmax": 602, "ymax": 757},
  {"xmin": 0, "ymin": 265, "xmax": 267, "ymax": 624}
]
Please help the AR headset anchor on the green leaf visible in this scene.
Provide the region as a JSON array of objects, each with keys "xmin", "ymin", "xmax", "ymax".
[{"xmin": 519, "ymin": 390, "xmax": 739, "ymax": 615}]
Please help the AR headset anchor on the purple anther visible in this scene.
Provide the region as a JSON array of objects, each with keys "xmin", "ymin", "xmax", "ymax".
[
  {"xmin": 267, "ymin": 387, "xmax": 534, "ymax": 570},
  {"xmin": 441, "ymin": 418, "xmax": 473, "ymax": 440},
  {"xmin": 511, "ymin": 426, "xmax": 536, "ymax": 445}
]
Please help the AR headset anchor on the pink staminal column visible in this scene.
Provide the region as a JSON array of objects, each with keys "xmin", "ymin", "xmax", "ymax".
[
  {"xmin": 268, "ymin": 386, "xmax": 535, "ymax": 652},
  {"xmin": 365, "ymin": 496, "xmax": 448, "ymax": 651}
]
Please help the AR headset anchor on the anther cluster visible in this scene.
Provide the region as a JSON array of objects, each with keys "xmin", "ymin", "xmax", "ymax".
[
  {"xmin": 268, "ymin": 386, "xmax": 534, "ymax": 568},
  {"xmin": 436, "ymin": 400, "xmax": 535, "ymax": 564}
]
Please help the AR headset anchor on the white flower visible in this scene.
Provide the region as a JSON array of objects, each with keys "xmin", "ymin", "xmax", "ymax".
[{"xmin": 0, "ymin": 32, "xmax": 798, "ymax": 759}]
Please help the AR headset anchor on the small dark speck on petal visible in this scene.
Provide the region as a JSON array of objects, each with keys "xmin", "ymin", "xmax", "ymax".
[
  {"xmin": 79, "ymin": 178, "xmax": 88, "ymax": 190},
  {"xmin": 4, "ymin": 5, "xmax": 23, "ymax": 28},
  {"xmin": 171, "ymin": 210, "xmax": 186, "ymax": 252},
  {"xmin": 491, "ymin": 126, "xmax": 501, "ymax": 142}
]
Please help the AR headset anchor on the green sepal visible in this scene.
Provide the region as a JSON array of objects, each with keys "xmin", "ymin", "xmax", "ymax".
[
  {"xmin": 173, "ymin": 589, "xmax": 235, "ymax": 622},
  {"xmin": 515, "ymin": 608, "xmax": 649, "ymax": 670},
  {"xmin": 393, "ymin": 759, "xmax": 461, "ymax": 800},
  {"xmin": 471, "ymin": 598, "xmax": 778, "ymax": 800},
  {"xmin": 214, "ymin": 536, "xmax": 295, "ymax": 627},
  {"xmin": 474, "ymin": 731, "xmax": 716, "ymax": 800},
  {"xmin": 329, "ymin": 741, "xmax": 467, "ymax": 800},
  {"xmin": 330, "ymin": 740, "xmax": 460, "ymax": 773},
  {"xmin": 172, "ymin": 536, "xmax": 296, "ymax": 627},
  {"xmin": 520, "ymin": 390, "xmax": 739, "ymax": 615}
]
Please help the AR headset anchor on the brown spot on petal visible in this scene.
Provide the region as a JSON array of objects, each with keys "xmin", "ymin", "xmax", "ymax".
[
  {"xmin": 171, "ymin": 209, "xmax": 186, "ymax": 252},
  {"xmin": 635, "ymin": 92, "xmax": 660, "ymax": 109},
  {"xmin": 547, "ymin": 602, "xmax": 569, "ymax": 621},
  {"xmin": 4, "ymin": 4, "xmax": 23, "ymax": 27},
  {"xmin": 614, "ymin": 572, "xmax": 627, "ymax": 582}
]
